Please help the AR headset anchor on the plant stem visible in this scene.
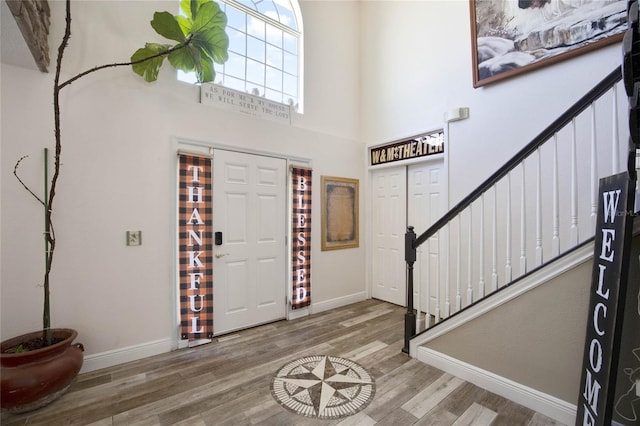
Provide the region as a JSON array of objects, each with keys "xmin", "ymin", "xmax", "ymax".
[{"xmin": 40, "ymin": 0, "xmax": 191, "ymax": 345}]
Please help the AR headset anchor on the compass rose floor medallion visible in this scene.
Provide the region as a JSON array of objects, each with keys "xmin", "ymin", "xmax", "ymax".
[{"xmin": 271, "ymin": 355, "xmax": 376, "ymax": 420}]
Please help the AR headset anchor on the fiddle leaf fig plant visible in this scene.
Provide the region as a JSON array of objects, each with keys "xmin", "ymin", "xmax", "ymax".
[
  {"xmin": 12, "ymin": 0, "xmax": 228, "ymax": 347},
  {"xmin": 132, "ymin": 0, "xmax": 228, "ymax": 83}
]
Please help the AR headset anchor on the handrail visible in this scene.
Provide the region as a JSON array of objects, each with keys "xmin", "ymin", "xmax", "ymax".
[
  {"xmin": 414, "ymin": 67, "xmax": 622, "ymax": 248},
  {"xmin": 402, "ymin": 66, "xmax": 624, "ymax": 354}
]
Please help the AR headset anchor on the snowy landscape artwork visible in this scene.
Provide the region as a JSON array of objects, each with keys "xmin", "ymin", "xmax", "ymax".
[{"xmin": 470, "ymin": 0, "xmax": 628, "ymax": 87}]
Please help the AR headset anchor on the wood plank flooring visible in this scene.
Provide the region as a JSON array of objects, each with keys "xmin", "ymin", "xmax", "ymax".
[{"xmin": 1, "ymin": 300, "xmax": 566, "ymax": 425}]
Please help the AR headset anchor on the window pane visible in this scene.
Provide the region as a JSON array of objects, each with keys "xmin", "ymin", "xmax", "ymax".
[
  {"xmin": 266, "ymin": 44, "xmax": 282, "ymax": 69},
  {"xmin": 247, "ymin": 36, "xmax": 265, "ymax": 63},
  {"xmin": 283, "ymin": 73, "xmax": 297, "ymax": 96},
  {"xmin": 226, "ymin": 6, "xmax": 246, "ymax": 32},
  {"xmin": 266, "ymin": 66, "xmax": 282, "ymax": 91},
  {"xmin": 235, "ymin": 0, "xmax": 256, "ymax": 11},
  {"xmin": 224, "ymin": 75, "xmax": 246, "ymax": 92},
  {"xmin": 266, "ymin": 24, "xmax": 282, "ymax": 48},
  {"xmin": 274, "ymin": 0, "xmax": 297, "ymax": 30},
  {"xmin": 283, "ymin": 32, "xmax": 297, "ymax": 53},
  {"xmin": 177, "ymin": 70, "xmax": 198, "ymax": 84},
  {"xmin": 247, "ymin": 58, "xmax": 265, "ymax": 85},
  {"xmin": 225, "ymin": 51, "xmax": 246, "ymax": 79},
  {"xmin": 256, "ymin": 0, "xmax": 278, "ymax": 18},
  {"xmin": 247, "ymin": 15, "xmax": 265, "ymax": 40},
  {"xmin": 265, "ymin": 88, "xmax": 283, "ymax": 104},
  {"xmin": 227, "ymin": 27, "xmax": 246, "ymax": 56},
  {"xmin": 283, "ymin": 51, "xmax": 297, "ymax": 75}
]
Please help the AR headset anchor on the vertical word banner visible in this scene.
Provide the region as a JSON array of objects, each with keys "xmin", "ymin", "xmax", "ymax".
[
  {"xmin": 292, "ymin": 167, "xmax": 311, "ymax": 309},
  {"xmin": 178, "ymin": 154, "xmax": 214, "ymax": 339},
  {"xmin": 576, "ymin": 172, "xmax": 635, "ymax": 426}
]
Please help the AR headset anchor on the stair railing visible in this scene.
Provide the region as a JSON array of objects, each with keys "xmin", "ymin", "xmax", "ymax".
[{"xmin": 403, "ymin": 67, "xmax": 635, "ymax": 353}]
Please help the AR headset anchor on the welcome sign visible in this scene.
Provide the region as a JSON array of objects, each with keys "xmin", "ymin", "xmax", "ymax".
[
  {"xmin": 178, "ymin": 154, "xmax": 214, "ymax": 339},
  {"xmin": 576, "ymin": 172, "xmax": 635, "ymax": 425},
  {"xmin": 292, "ymin": 167, "xmax": 311, "ymax": 309}
]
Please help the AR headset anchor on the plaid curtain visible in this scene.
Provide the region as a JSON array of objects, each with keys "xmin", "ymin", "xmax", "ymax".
[
  {"xmin": 178, "ymin": 154, "xmax": 213, "ymax": 339},
  {"xmin": 292, "ymin": 167, "xmax": 312, "ymax": 309}
]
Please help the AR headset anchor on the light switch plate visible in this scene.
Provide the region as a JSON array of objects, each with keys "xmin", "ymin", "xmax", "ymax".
[{"xmin": 126, "ymin": 230, "xmax": 142, "ymax": 246}]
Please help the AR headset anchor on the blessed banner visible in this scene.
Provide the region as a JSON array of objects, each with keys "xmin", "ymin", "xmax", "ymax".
[
  {"xmin": 292, "ymin": 167, "xmax": 311, "ymax": 309},
  {"xmin": 178, "ymin": 154, "xmax": 214, "ymax": 339}
]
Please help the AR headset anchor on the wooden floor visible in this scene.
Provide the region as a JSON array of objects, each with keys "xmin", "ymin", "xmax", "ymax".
[{"xmin": 2, "ymin": 300, "xmax": 565, "ymax": 426}]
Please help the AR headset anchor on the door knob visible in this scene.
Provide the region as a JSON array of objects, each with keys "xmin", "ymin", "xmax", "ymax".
[{"xmin": 215, "ymin": 252, "xmax": 229, "ymax": 258}]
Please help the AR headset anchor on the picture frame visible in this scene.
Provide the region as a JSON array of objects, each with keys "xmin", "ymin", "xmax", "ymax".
[
  {"xmin": 321, "ymin": 176, "xmax": 359, "ymax": 251},
  {"xmin": 470, "ymin": 0, "xmax": 627, "ymax": 88}
]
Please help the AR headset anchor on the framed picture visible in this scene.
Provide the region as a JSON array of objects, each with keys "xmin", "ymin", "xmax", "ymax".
[
  {"xmin": 321, "ymin": 176, "xmax": 359, "ymax": 250},
  {"xmin": 470, "ymin": 0, "xmax": 627, "ymax": 88}
]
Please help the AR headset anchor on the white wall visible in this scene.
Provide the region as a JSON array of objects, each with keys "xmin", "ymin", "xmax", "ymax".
[
  {"xmin": 359, "ymin": 0, "xmax": 624, "ymax": 206},
  {"xmin": 0, "ymin": 0, "xmax": 364, "ymax": 366}
]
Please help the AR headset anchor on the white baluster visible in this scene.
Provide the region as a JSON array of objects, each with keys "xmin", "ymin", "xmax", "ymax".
[
  {"xmin": 591, "ymin": 102, "xmax": 598, "ymax": 227},
  {"xmin": 520, "ymin": 163, "xmax": 527, "ymax": 275},
  {"xmin": 479, "ymin": 195, "xmax": 485, "ymax": 298},
  {"xmin": 505, "ymin": 173, "xmax": 513, "ymax": 283},
  {"xmin": 416, "ymin": 245, "xmax": 423, "ymax": 333},
  {"xmin": 570, "ymin": 118, "xmax": 579, "ymax": 245},
  {"xmin": 467, "ymin": 207, "xmax": 473, "ymax": 305},
  {"xmin": 424, "ymin": 240, "xmax": 430, "ymax": 328},
  {"xmin": 612, "ymin": 83, "xmax": 620, "ymax": 174},
  {"xmin": 456, "ymin": 213, "xmax": 462, "ymax": 311},
  {"xmin": 435, "ymin": 231, "xmax": 441, "ymax": 323},
  {"xmin": 492, "ymin": 185, "xmax": 498, "ymax": 291},
  {"xmin": 535, "ymin": 148, "xmax": 543, "ymax": 266},
  {"xmin": 444, "ymin": 224, "xmax": 450, "ymax": 318},
  {"xmin": 552, "ymin": 134, "xmax": 560, "ymax": 256}
]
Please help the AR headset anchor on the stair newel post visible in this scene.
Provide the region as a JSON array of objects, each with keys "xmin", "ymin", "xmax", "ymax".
[{"xmin": 403, "ymin": 226, "xmax": 417, "ymax": 354}]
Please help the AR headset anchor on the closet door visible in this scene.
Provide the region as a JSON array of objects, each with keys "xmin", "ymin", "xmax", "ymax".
[{"xmin": 371, "ymin": 165, "xmax": 407, "ymax": 306}]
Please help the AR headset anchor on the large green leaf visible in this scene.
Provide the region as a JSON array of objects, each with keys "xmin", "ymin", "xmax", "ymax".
[
  {"xmin": 168, "ymin": 45, "xmax": 197, "ymax": 73},
  {"xmin": 151, "ymin": 11, "xmax": 186, "ymax": 42},
  {"xmin": 192, "ymin": 2, "xmax": 226, "ymax": 33},
  {"xmin": 193, "ymin": 29, "xmax": 229, "ymax": 64},
  {"xmin": 130, "ymin": 43, "xmax": 171, "ymax": 82},
  {"xmin": 132, "ymin": 0, "xmax": 228, "ymax": 84},
  {"xmin": 176, "ymin": 15, "xmax": 192, "ymax": 35}
]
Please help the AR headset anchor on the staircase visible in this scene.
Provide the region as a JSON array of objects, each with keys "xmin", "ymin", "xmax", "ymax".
[{"xmin": 402, "ymin": 63, "xmax": 639, "ymax": 423}]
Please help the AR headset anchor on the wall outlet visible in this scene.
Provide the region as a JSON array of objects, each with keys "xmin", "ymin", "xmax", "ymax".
[{"xmin": 126, "ymin": 230, "xmax": 142, "ymax": 246}]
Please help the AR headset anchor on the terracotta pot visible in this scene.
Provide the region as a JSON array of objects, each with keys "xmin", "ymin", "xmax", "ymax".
[{"xmin": 1, "ymin": 328, "xmax": 84, "ymax": 413}]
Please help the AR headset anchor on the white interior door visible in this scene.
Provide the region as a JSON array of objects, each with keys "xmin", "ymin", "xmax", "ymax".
[
  {"xmin": 213, "ymin": 150, "xmax": 286, "ymax": 335},
  {"xmin": 408, "ymin": 160, "xmax": 446, "ymax": 318},
  {"xmin": 371, "ymin": 165, "xmax": 407, "ymax": 306}
]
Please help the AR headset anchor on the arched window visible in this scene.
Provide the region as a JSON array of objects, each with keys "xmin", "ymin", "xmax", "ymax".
[{"xmin": 179, "ymin": 0, "xmax": 303, "ymax": 113}]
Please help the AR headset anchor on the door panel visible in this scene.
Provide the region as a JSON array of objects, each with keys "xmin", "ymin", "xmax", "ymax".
[
  {"xmin": 213, "ymin": 150, "xmax": 286, "ymax": 335},
  {"xmin": 408, "ymin": 161, "xmax": 446, "ymax": 318},
  {"xmin": 371, "ymin": 166, "xmax": 407, "ymax": 306}
]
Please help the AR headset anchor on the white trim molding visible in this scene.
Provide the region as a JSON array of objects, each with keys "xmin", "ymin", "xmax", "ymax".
[
  {"xmin": 80, "ymin": 338, "xmax": 174, "ymax": 374},
  {"xmin": 309, "ymin": 292, "xmax": 368, "ymax": 315},
  {"xmin": 417, "ymin": 347, "xmax": 577, "ymax": 425}
]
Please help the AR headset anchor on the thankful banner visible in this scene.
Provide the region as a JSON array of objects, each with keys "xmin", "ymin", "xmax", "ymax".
[
  {"xmin": 292, "ymin": 167, "xmax": 311, "ymax": 309},
  {"xmin": 178, "ymin": 154, "xmax": 214, "ymax": 339}
]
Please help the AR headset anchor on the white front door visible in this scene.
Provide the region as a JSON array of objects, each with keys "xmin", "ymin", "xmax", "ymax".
[
  {"xmin": 371, "ymin": 165, "xmax": 407, "ymax": 306},
  {"xmin": 408, "ymin": 160, "xmax": 446, "ymax": 319},
  {"xmin": 212, "ymin": 149, "xmax": 286, "ymax": 335}
]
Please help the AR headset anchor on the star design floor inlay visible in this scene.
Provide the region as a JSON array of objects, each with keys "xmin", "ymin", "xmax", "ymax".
[{"xmin": 271, "ymin": 355, "xmax": 375, "ymax": 419}]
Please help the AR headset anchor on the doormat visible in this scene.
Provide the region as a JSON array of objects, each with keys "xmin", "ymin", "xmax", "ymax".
[{"xmin": 271, "ymin": 355, "xmax": 375, "ymax": 419}]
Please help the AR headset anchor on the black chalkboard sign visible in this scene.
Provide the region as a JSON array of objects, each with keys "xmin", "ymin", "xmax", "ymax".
[{"xmin": 576, "ymin": 172, "xmax": 635, "ymax": 426}]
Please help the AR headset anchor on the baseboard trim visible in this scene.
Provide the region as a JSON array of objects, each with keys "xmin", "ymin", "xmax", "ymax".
[
  {"xmin": 80, "ymin": 338, "xmax": 174, "ymax": 374},
  {"xmin": 309, "ymin": 292, "xmax": 368, "ymax": 315},
  {"xmin": 417, "ymin": 347, "xmax": 576, "ymax": 425}
]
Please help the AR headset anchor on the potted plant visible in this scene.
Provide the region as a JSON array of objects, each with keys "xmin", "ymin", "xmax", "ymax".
[{"xmin": 1, "ymin": 0, "xmax": 228, "ymax": 413}]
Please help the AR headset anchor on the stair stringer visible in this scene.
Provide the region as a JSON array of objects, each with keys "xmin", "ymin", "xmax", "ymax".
[{"xmin": 409, "ymin": 242, "xmax": 595, "ymax": 425}]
